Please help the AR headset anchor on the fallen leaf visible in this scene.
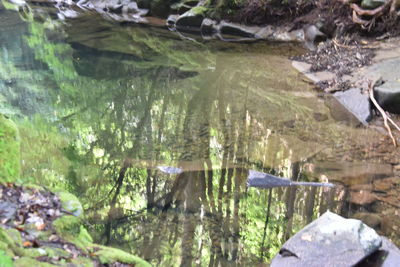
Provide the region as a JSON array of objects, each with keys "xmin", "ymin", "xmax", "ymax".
[{"xmin": 23, "ymin": 241, "xmax": 32, "ymax": 247}]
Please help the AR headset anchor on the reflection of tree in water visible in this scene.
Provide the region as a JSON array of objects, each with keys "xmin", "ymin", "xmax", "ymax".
[
  {"xmin": 11, "ymin": 11, "xmax": 347, "ymax": 265},
  {"xmin": 90, "ymin": 72, "xmax": 341, "ymax": 265}
]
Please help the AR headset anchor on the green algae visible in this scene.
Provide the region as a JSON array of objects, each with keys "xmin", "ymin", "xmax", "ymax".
[
  {"xmin": 0, "ymin": 115, "xmax": 20, "ymax": 183},
  {"xmin": 91, "ymin": 245, "xmax": 151, "ymax": 267}
]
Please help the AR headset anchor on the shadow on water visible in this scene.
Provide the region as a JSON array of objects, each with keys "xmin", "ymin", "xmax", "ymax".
[{"xmin": 1, "ymin": 1, "xmax": 399, "ymax": 265}]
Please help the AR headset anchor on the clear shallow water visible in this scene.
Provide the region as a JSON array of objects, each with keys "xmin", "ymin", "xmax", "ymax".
[{"xmin": 1, "ymin": 1, "xmax": 399, "ymax": 265}]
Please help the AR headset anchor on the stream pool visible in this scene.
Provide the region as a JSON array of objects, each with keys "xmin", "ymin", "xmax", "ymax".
[{"xmin": 1, "ymin": 1, "xmax": 399, "ymax": 265}]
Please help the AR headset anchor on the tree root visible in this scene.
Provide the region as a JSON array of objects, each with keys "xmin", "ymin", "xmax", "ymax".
[
  {"xmin": 348, "ymin": 0, "xmax": 398, "ymax": 29},
  {"xmin": 368, "ymin": 78, "xmax": 400, "ymax": 146}
]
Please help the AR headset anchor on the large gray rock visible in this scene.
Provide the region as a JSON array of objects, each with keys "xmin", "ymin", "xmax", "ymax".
[
  {"xmin": 374, "ymin": 81, "xmax": 400, "ymax": 114},
  {"xmin": 333, "ymin": 88, "xmax": 372, "ymax": 125},
  {"xmin": 362, "ymin": 58, "xmax": 400, "ymax": 114},
  {"xmin": 271, "ymin": 211, "xmax": 382, "ymax": 267}
]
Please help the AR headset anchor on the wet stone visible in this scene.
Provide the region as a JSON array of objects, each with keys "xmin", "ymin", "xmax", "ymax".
[
  {"xmin": 333, "ymin": 88, "xmax": 372, "ymax": 125},
  {"xmin": 271, "ymin": 211, "xmax": 382, "ymax": 267},
  {"xmin": 218, "ymin": 21, "xmax": 258, "ymax": 38},
  {"xmin": 381, "ymin": 215, "xmax": 400, "ymax": 234},
  {"xmin": 200, "ymin": 18, "xmax": 216, "ymax": 35},
  {"xmin": 175, "ymin": 10, "xmax": 204, "ymax": 32},
  {"xmin": 373, "ymin": 177, "xmax": 399, "ymax": 192},
  {"xmin": 374, "ymin": 81, "xmax": 400, "ymax": 114},
  {"xmin": 166, "ymin": 14, "xmax": 178, "ymax": 27}
]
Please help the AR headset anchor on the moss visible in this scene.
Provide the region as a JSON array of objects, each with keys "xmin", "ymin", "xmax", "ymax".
[
  {"xmin": 53, "ymin": 215, "xmax": 81, "ymax": 235},
  {"xmin": 22, "ymin": 248, "xmax": 47, "ymax": 258},
  {"xmin": 0, "ymin": 228, "xmax": 25, "ymax": 257},
  {"xmin": 0, "ymin": 250, "xmax": 13, "ymax": 267},
  {"xmin": 56, "ymin": 192, "xmax": 84, "ymax": 217},
  {"xmin": 92, "ymin": 245, "xmax": 151, "ymax": 267},
  {"xmin": 190, "ymin": 6, "xmax": 208, "ymax": 16},
  {"xmin": 44, "ymin": 247, "xmax": 71, "ymax": 259},
  {"xmin": 0, "ymin": 241, "xmax": 8, "ymax": 252},
  {"xmin": 4, "ymin": 229, "xmax": 22, "ymax": 246},
  {"xmin": 78, "ymin": 226, "xmax": 93, "ymax": 244},
  {"xmin": 22, "ymin": 184, "xmax": 45, "ymax": 191},
  {"xmin": 70, "ymin": 256, "xmax": 94, "ymax": 267},
  {"xmin": 13, "ymin": 257, "xmax": 57, "ymax": 267},
  {"xmin": 52, "ymin": 216, "xmax": 92, "ymax": 252},
  {"xmin": 0, "ymin": 115, "xmax": 21, "ymax": 183}
]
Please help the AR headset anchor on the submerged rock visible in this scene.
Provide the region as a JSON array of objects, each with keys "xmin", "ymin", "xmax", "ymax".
[
  {"xmin": 350, "ymin": 190, "xmax": 377, "ymax": 205},
  {"xmin": 271, "ymin": 211, "xmax": 382, "ymax": 267},
  {"xmin": 352, "ymin": 212, "xmax": 382, "ymax": 228}
]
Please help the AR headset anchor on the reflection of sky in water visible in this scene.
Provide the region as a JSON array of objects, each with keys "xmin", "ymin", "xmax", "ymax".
[{"xmin": 0, "ymin": 2, "xmax": 397, "ymax": 265}]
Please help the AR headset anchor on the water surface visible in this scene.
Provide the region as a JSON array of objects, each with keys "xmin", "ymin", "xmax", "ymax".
[{"xmin": 1, "ymin": 2, "xmax": 399, "ymax": 265}]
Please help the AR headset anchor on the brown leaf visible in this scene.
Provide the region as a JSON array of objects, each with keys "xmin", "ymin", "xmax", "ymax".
[{"xmin": 23, "ymin": 241, "xmax": 33, "ymax": 247}]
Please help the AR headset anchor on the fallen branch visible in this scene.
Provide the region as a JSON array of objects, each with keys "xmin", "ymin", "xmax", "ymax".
[
  {"xmin": 350, "ymin": 2, "xmax": 389, "ymax": 17},
  {"xmin": 368, "ymin": 78, "xmax": 400, "ymax": 146}
]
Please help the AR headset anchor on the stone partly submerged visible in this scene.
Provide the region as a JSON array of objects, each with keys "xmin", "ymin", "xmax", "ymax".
[
  {"xmin": 247, "ymin": 170, "xmax": 334, "ymax": 189},
  {"xmin": 270, "ymin": 211, "xmax": 400, "ymax": 267},
  {"xmin": 332, "ymin": 88, "xmax": 373, "ymax": 126}
]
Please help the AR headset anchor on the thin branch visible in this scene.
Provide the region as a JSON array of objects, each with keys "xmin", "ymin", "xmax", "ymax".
[{"xmin": 368, "ymin": 79, "xmax": 397, "ymax": 146}]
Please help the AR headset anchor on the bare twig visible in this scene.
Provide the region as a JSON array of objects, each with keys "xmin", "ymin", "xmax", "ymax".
[
  {"xmin": 387, "ymin": 114, "xmax": 400, "ymax": 132},
  {"xmin": 368, "ymin": 78, "xmax": 398, "ymax": 146}
]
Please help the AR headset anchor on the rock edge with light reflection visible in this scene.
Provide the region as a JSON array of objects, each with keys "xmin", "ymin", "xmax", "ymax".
[{"xmin": 271, "ymin": 211, "xmax": 395, "ymax": 267}]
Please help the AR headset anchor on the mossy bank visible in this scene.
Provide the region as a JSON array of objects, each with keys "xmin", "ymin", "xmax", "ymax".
[{"xmin": 0, "ymin": 115, "xmax": 150, "ymax": 267}]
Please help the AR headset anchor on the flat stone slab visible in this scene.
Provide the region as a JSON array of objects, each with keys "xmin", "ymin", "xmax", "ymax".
[
  {"xmin": 333, "ymin": 88, "xmax": 372, "ymax": 125},
  {"xmin": 292, "ymin": 61, "xmax": 335, "ymax": 83},
  {"xmin": 271, "ymin": 211, "xmax": 382, "ymax": 267}
]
